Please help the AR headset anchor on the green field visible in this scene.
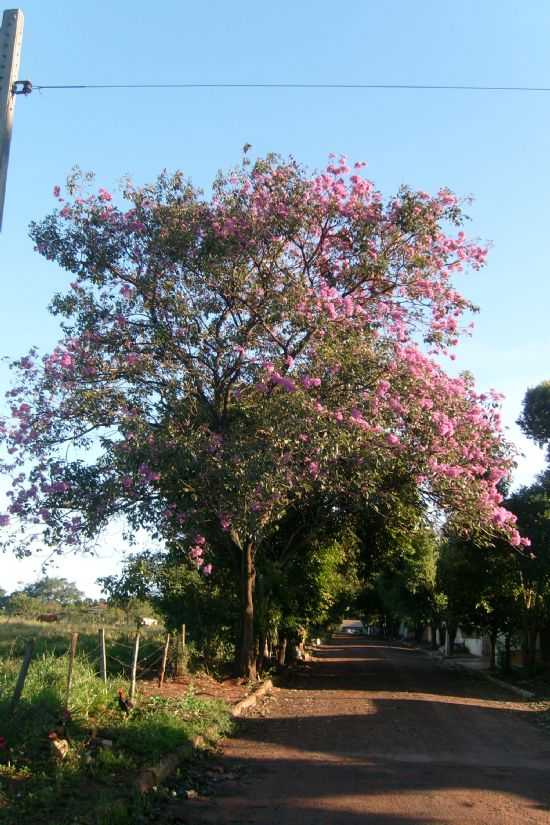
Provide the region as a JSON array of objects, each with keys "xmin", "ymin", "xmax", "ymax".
[{"xmin": 0, "ymin": 617, "xmax": 167, "ymax": 676}]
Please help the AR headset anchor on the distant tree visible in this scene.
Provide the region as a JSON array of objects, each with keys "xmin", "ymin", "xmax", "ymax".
[
  {"xmin": 22, "ymin": 576, "xmax": 84, "ymax": 605},
  {"xmin": 506, "ymin": 483, "xmax": 550, "ymax": 672},
  {"xmin": 3, "ymin": 592, "xmax": 44, "ymax": 617},
  {"xmin": 99, "ymin": 550, "xmax": 237, "ymax": 658},
  {"xmin": 518, "ymin": 381, "xmax": 550, "ymax": 452},
  {"xmin": 259, "ymin": 528, "xmax": 361, "ymax": 665},
  {"xmin": 354, "ymin": 482, "xmax": 442, "ymax": 639},
  {"xmin": 371, "ymin": 527, "xmax": 443, "ymax": 642},
  {"xmin": 438, "ymin": 537, "xmax": 521, "ymax": 668}
]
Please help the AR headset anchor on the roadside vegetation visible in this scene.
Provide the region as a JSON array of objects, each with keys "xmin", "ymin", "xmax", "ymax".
[
  {"xmin": 0, "ymin": 639, "xmax": 232, "ymax": 825},
  {"xmin": 355, "ymin": 383, "xmax": 550, "ymax": 696}
]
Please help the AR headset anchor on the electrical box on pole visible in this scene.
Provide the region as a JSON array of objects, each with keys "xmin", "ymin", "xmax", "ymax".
[{"xmin": 0, "ymin": 8, "xmax": 25, "ymax": 231}]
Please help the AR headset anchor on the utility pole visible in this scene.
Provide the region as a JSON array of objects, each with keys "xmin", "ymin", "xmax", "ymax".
[{"xmin": 0, "ymin": 9, "xmax": 25, "ymax": 231}]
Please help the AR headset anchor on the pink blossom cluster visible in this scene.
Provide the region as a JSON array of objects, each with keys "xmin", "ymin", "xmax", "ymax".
[{"xmin": 188, "ymin": 534, "xmax": 213, "ymax": 575}]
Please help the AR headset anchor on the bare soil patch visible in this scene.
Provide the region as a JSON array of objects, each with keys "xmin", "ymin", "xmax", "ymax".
[{"xmin": 140, "ymin": 672, "xmax": 251, "ymax": 706}]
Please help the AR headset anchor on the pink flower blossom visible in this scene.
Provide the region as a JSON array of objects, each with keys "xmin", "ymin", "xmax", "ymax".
[
  {"xmin": 308, "ymin": 461, "xmax": 320, "ymax": 478},
  {"xmin": 219, "ymin": 515, "xmax": 231, "ymax": 531}
]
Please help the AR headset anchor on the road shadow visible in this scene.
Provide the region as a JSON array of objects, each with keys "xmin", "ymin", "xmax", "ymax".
[
  {"xmin": 163, "ymin": 638, "xmax": 550, "ymax": 824},
  {"xmin": 287, "ymin": 637, "xmax": 538, "ymax": 704},
  {"xmin": 172, "ymin": 744, "xmax": 550, "ymax": 825}
]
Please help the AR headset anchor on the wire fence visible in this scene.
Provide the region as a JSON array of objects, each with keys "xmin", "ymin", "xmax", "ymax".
[{"xmin": 3, "ymin": 622, "xmax": 188, "ymax": 710}]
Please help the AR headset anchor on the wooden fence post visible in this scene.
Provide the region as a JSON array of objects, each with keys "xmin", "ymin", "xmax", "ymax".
[
  {"xmin": 11, "ymin": 638, "xmax": 34, "ymax": 710},
  {"xmin": 175, "ymin": 624, "xmax": 186, "ymax": 677},
  {"xmin": 98, "ymin": 627, "xmax": 107, "ymax": 684},
  {"xmin": 65, "ymin": 632, "xmax": 79, "ymax": 710},
  {"xmin": 129, "ymin": 631, "xmax": 140, "ymax": 702},
  {"xmin": 158, "ymin": 633, "xmax": 170, "ymax": 687}
]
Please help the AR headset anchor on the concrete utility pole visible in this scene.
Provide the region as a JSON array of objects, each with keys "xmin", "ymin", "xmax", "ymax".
[{"xmin": 0, "ymin": 8, "xmax": 25, "ymax": 231}]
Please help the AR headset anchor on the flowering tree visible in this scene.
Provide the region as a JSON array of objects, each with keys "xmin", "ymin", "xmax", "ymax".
[{"xmin": 0, "ymin": 154, "xmax": 527, "ymax": 677}]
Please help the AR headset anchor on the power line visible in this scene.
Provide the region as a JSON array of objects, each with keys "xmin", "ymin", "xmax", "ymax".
[{"xmin": 31, "ymin": 81, "xmax": 550, "ymax": 93}]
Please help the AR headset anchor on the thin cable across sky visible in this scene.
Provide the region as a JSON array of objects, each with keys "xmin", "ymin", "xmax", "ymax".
[{"xmin": 31, "ymin": 82, "xmax": 550, "ymax": 93}]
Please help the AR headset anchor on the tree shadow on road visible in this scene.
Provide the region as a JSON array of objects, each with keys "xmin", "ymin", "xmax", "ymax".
[
  {"xmin": 174, "ymin": 744, "xmax": 550, "ymax": 825},
  {"xmin": 289, "ymin": 638, "xmax": 539, "ymax": 706},
  {"xmin": 165, "ymin": 639, "xmax": 550, "ymax": 824}
]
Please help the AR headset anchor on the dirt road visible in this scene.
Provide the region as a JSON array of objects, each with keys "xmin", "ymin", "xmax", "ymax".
[{"xmin": 176, "ymin": 637, "xmax": 550, "ymax": 824}]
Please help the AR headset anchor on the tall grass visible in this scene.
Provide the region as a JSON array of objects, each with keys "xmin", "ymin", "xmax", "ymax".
[
  {"xmin": 0, "ymin": 637, "xmax": 233, "ymax": 824},
  {"xmin": 0, "ymin": 651, "xmax": 231, "ymax": 762},
  {"xmin": 0, "ymin": 618, "xmax": 232, "ymax": 772},
  {"xmin": 0, "ymin": 652, "xmax": 127, "ymax": 763},
  {"xmin": 0, "ymin": 618, "xmax": 167, "ymax": 680}
]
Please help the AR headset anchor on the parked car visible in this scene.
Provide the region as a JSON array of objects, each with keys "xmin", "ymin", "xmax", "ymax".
[{"xmin": 340, "ymin": 620, "xmax": 365, "ymax": 635}]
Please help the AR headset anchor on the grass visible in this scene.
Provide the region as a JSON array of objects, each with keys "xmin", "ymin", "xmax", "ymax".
[
  {"xmin": 0, "ymin": 624, "xmax": 233, "ymax": 825},
  {"xmin": 0, "ymin": 618, "xmax": 167, "ymax": 681}
]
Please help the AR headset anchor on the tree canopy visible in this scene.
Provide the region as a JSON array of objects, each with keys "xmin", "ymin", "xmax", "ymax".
[
  {"xmin": 22, "ymin": 575, "xmax": 84, "ymax": 605},
  {"xmin": 0, "ymin": 154, "xmax": 525, "ymax": 674},
  {"xmin": 518, "ymin": 381, "xmax": 550, "ymax": 452}
]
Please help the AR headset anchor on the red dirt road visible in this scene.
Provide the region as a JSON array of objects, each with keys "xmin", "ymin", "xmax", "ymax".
[{"xmin": 177, "ymin": 637, "xmax": 550, "ymax": 824}]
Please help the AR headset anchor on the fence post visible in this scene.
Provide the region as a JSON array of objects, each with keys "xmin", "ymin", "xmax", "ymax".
[
  {"xmin": 98, "ymin": 627, "xmax": 107, "ymax": 684},
  {"xmin": 65, "ymin": 632, "xmax": 79, "ymax": 710},
  {"xmin": 158, "ymin": 633, "xmax": 171, "ymax": 687},
  {"xmin": 176, "ymin": 624, "xmax": 186, "ymax": 677},
  {"xmin": 11, "ymin": 638, "xmax": 34, "ymax": 710},
  {"xmin": 129, "ymin": 631, "xmax": 140, "ymax": 702}
]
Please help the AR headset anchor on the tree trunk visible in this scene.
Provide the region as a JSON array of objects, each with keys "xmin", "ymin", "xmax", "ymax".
[
  {"xmin": 521, "ymin": 626, "xmax": 529, "ymax": 668},
  {"xmin": 239, "ymin": 542, "xmax": 257, "ymax": 680},
  {"xmin": 540, "ymin": 627, "xmax": 550, "ymax": 665},
  {"xmin": 445, "ymin": 624, "xmax": 456, "ymax": 656},
  {"xmin": 527, "ymin": 628, "xmax": 538, "ymax": 676},
  {"xmin": 489, "ymin": 631, "xmax": 497, "ymax": 671},
  {"xmin": 277, "ymin": 637, "xmax": 287, "ymax": 666},
  {"xmin": 257, "ymin": 632, "xmax": 267, "ymax": 674},
  {"xmin": 503, "ymin": 633, "xmax": 512, "ymax": 673}
]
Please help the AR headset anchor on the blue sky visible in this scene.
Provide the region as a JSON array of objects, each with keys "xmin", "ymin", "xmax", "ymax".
[{"xmin": 1, "ymin": 0, "xmax": 549, "ymax": 595}]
